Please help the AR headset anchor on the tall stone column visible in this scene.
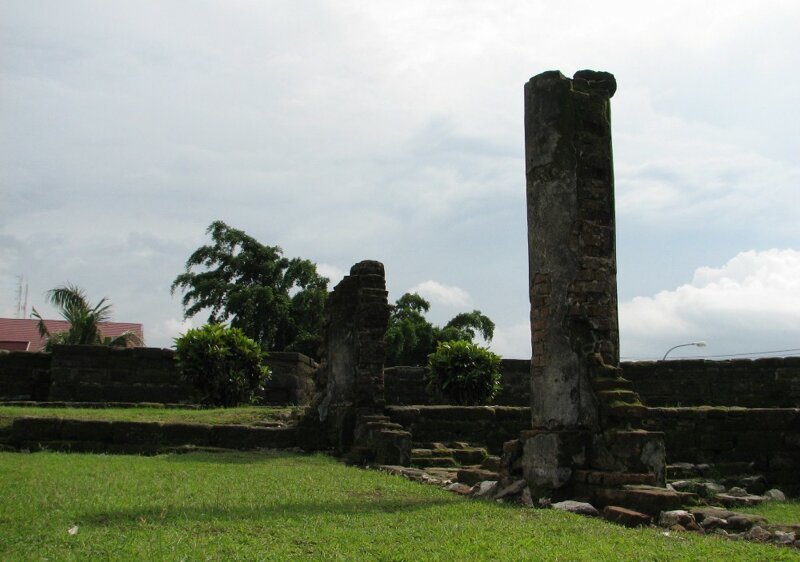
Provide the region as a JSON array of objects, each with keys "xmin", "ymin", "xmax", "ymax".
[{"xmin": 522, "ymin": 70, "xmax": 620, "ymax": 494}]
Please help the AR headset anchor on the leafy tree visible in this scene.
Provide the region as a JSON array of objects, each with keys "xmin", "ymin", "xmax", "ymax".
[
  {"xmin": 171, "ymin": 221, "xmax": 328, "ymax": 358},
  {"xmin": 385, "ymin": 292, "xmax": 495, "ymax": 366},
  {"xmin": 426, "ymin": 340, "xmax": 502, "ymax": 405},
  {"xmin": 31, "ymin": 284, "xmax": 142, "ymax": 351},
  {"xmin": 174, "ymin": 324, "xmax": 270, "ymax": 407}
]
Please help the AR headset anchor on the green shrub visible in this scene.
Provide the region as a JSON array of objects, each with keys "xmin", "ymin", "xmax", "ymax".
[
  {"xmin": 425, "ymin": 340, "xmax": 501, "ymax": 405},
  {"xmin": 174, "ymin": 324, "xmax": 270, "ymax": 407}
]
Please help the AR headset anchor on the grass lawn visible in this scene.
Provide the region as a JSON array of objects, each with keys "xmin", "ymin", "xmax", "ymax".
[
  {"xmin": 1, "ymin": 451, "xmax": 798, "ymax": 561},
  {"xmin": 735, "ymin": 500, "xmax": 800, "ymax": 526},
  {"xmin": 0, "ymin": 405, "xmax": 298, "ymax": 433}
]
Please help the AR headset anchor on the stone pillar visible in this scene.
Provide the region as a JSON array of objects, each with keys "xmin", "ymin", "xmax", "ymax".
[
  {"xmin": 522, "ymin": 69, "xmax": 620, "ymax": 494},
  {"xmin": 300, "ymin": 260, "xmax": 410, "ymax": 465},
  {"xmin": 315, "ymin": 260, "xmax": 390, "ymax": 449}
]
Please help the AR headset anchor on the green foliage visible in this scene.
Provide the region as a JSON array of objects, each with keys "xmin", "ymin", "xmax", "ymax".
[
  {"xmin": 31, "ymin": 284, "xmax": 142, "ymax": 351},
  {"xmin": 385, "ymin": 292, "xmax": 495, "ymax": 366},
  {"xmin": 174, "ymin": 324, "xmax": 270, "ymax": 407},
  {"xmin": 425, "ymin": 340, "xmax": 502, "ymax": 405},
  {"xmin": 171, "ymin": 221, "xmax": 328, "ymax": 358}
]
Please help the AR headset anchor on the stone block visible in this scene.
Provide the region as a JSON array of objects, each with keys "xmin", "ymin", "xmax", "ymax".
[
  {"xmin": 111, "ymin": 421, "xmax": 163, "ymax": 445},
  {"xmin": 520, "ymin": 430, "xmax": 589, "ymax": 495},
  {"xmin": 10, "ymin": 417, "xmax": 63, "ymax": 443},
  {"xmin": 61, "ymin": 419, "xmax": 113, "ymax": 443},
  {"xmin": 160, "ymin": 423, "xmax": 212, "ymax": 446},
  {"xmin": 457, "ymin": 467, "xmax": 501, "ymax": 486},
  {"xmin": 602, "ymin": 506, "xmax": 651, "ymax": 527}
]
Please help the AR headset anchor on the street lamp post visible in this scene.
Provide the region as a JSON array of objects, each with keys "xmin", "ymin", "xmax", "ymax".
[{"xmin": 662, "ymin": 341, "xmax": 707, "ymax": 360}]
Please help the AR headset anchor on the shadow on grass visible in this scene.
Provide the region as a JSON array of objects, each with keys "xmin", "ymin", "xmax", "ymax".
[{"xmin": 82, "ymin": 496, "xmax": 454, "ymax": 527}]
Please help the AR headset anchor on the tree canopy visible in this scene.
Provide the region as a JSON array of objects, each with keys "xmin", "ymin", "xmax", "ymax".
[
  {"xmin": 171, "ymin": 221, "xmax": 328, "ymax": 358},
  {"xmin": 385, "ymin": 292, "xmax": 495, "ymax": 367},
  {"xmin": 31, "ymin": 284, "xmax": 142, "ymax": 351}
]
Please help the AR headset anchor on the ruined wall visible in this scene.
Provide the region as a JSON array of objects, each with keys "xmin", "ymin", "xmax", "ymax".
[
  {"xmin": 385, "ymin": 405, "xmax": 529, "ymax": 454},
  {"xmin": 312, "ymin": 261, "xmax": 392, "ymax": 453},
  {"xmin": 627, "ymin": 406, "xmax": 800, "ymax": 493},
  {"xmin": 1, "ymin": 346, "xmax": 316, "ymax": 406},
  {"xmin": 0, "ymin": 351, "xmax": 51, "ymax": 401},
  {"xmin": 260, "ymin": 352, "xmax": 317, "ymax": 406},
  {"xmin": 384, "ymin": 359, "xmax": 530, "ymax": 406},
  {"xmin": 624, "ymin": 358, "xmax": 800, "ymax": 408},
  {"xmin": 48, "ymin": 345, "xmax": 191, "ymax": 403}
]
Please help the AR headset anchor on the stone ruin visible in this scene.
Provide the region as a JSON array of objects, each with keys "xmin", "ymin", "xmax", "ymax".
[
  {"xmin": 302, "ymin": 260, "xmax": 411, "ymax": 465},
  {"xmin": 308, "ymin": 70, "xmax": 671, "ymax": 511},
  {"xmin": 504, "ymin": 70, "xmax": 668, "ymax": 504}
]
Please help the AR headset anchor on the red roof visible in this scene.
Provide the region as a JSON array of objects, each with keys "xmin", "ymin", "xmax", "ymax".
[{"xmin": 0, "ymin": 318, "xmax": 144, "ymax": 352}]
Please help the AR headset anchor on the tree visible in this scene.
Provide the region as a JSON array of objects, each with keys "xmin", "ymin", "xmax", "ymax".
[
  {"xmin": 31, "ymin": 284, "xmax": 142, "ymax": 351},
  {"xmin": 171, "ymin": 221, "xmax": 328, "ymax": 357},
  {"xmin": 385, "ymin": 292, "xmax": 495, "ymax": 367}
]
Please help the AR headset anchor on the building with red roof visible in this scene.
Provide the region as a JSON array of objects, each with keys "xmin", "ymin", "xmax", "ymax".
[{"xmin": 0, "ymin": 318, "xmax": 144, "ymax": 352}]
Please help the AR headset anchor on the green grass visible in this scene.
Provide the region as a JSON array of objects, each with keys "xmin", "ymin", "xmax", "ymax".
[
  {"xmin": 0, "ymin": 405, "xmax": 297, "ymax": 432},
  {"xmin": 1, "ymin": 451, "xmax": 798, "ymax": 561},
  {"xmin": 735, "ymin": 500, "xmax": 800, "ymax": 526}
]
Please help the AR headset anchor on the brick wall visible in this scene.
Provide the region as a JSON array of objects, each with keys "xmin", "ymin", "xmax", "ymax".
[
  {"xmin": 0, "ymin": 351, "xmax": 51, "ymax": 400},
  {"xmin": 383, "ymin": 357, "xmax": 800, "ymax": 409},
  {"xmin": 48, "ymin": 345, "xmax": 191, "ymax": 403},
  {"xmin": 384, "ymin": 359, "xmax": 530, "ymax": 406},
  {"xmin": 385, "ymin": 405, "xmax": 529, "ymax": 454},
  {"xmin": 627, "ymin": 405, "xmax": 800, "ymax": 492},
  {"xmin": 623, "ymin": 358, "xmax": 800, "ymax": 407},
  {"xmin": 1, "ymin": 346, "xmax": 317, "ymax": 405}
]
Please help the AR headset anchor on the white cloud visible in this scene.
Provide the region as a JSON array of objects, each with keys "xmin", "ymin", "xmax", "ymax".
[
  {"xmin": 489, "ymin": 322, "xmax": 530, "ymax": 359},
  {"xmin": 408, "ymin": 280, "xmax": 471, "ymax": 308},
  {"xmin": 148, "ymin": 317, "xmax": 195, "ymax": 349},
  {"xmin": 316, "ymin": 263, "xmax": 346, "ymax": 286},
  {"xmin": 620, "ymin": 249, "xmax": 800, "ymax": 359}
]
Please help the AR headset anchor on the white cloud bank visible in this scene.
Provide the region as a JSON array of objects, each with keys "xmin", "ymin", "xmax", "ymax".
[
  {"xmin": 408, "ymin": 280, "xmax": 471, "ymax": 308},
  {"xmin": 620, "ymin": 249, "xmax": 800, "ymax": 359}
]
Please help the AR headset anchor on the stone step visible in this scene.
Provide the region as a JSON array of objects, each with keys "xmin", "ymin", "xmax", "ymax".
[
  {"xmin": 481, "ymin": 455, "xmax": 502, "ymax": 472},
  {"xmin": 365, "ymin": 421, "xmax": 405, "ymax": 431},
  {"xmin": 411, "ymin": 446, "xmax": 488, "ymax": 467},
  {"xmin": 591, "ymin": 377, "xmax": 634, "ymax": 392},
  {"xmin": 412, "ymin": 457, "xmax": 458, "ymax": 469},
  {"xmin": 413, "ymin": 442, "xmax": 450, "ymax": 451},
  {"xmin": 359, "ymin": 415, "xmax": 391, "ymax": 424},
  {"xmin": 457, "ymin": 467, "xmax": 501, "ymax": 486},
  {"xmin": 596, "ymin": 389, "xmax": 641, "ymax": 405},
  {"xmin": 575, "ymin": 484, "xmax": 697, "ymax": 516},
  {"xmin": 572, "ymin": 470, "xmax": 657, "ymax": 487},
  {"xmin": 412, "ymin": 448, "xmax": 456, "ymax": 459}
]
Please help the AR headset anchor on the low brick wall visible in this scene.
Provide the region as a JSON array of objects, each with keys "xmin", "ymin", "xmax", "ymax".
[
  {"xmin": 384, "ymin": 359, "xmax": 531, "ymax": 406},
  {"xmin": 620, "ymin": 405, "xmax": 800, "ymax": 492},
  {"xmin": 623, "ymin": 358, "xmax": 800, "ymax": 407},
  {"xmin": 383, "ymin": 356, "xmax": 800, "ymax": 408},
  {"xmin": 385, "ymin": 405, "xmax": 529, "ymax": 454},
  {"xmin": 262, "ymin": 353, "xmax": 317, "ymax": 406},
  {"xmin": 8, "ymin": 416, "xmax": 297, "ymax": 453},
  {"xmin": 1, "ymin": 346, "xmax": 317, "ymax": 406},
  {"xmin": 49, "ymin": 345, "xmax": 191, "ymax": 403},
  {"xmin": 0, "ymin": 351, "xmax": 51, "ymax": 401}
]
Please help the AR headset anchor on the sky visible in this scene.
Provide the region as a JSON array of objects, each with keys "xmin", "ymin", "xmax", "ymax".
[{"xmin": 1, "ymin": 1, "xmax": 799, "ymax": 361}]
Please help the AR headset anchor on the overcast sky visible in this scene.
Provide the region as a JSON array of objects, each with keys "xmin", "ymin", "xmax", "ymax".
[{"xmin": 2, "ymin": 1, "xmax": 799, "ymax": 361}]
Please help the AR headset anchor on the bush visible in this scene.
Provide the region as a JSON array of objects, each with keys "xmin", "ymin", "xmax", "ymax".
[
  {"xmin": 174, "ymin": 324, "xmax": 270, "ymax": 407},
  {"xmin": 425, "ymin": 340, "xmax": 501, "ymax": 405}
]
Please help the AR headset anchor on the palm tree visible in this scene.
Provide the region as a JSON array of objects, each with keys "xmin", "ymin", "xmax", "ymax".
[{"xmin": 31, "ymin": 284, "xmax": 142, "ymax": 351}]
